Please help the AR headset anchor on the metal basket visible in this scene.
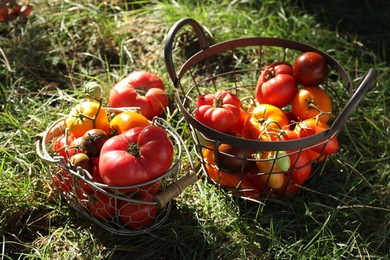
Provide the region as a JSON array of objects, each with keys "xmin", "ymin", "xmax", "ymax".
[
  {"xmin": 164, "ymin": 18, "xmax": 377, "ymax": 200},
  {"xmin": 36, "ymin": 111, "xmax": 196, "ymax": 236}
]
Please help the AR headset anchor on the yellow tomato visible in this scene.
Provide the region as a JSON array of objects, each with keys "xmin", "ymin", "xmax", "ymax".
[{"xmin": 66, "ymin": 101, "xmax": 110, "ymax": 138}]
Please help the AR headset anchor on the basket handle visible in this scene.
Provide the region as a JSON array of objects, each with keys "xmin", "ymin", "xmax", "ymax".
[
  {"xmin": 164, "ymin": 17, "xmax": 209, "ymax": 86},
  {"xmin": 328, "ymin": 68, "xmax": 377, "ymax": 135},
  {"xmin": 153, "ymin": 170, "xmax": 197, "ymax": 209}
]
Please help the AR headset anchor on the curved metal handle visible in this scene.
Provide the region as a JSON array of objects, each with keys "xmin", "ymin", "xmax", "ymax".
[
  {"xmin": 328, "ymin": 68, "xmax": 378, "ymax": 135},
  {"xmin": 164, "ymin": 17, "xmax": 210, "ymax": 87}
]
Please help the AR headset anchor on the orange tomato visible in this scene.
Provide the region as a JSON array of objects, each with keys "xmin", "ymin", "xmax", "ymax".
[
  {"xmin": 242, "ymin": 104, "xmax": 288, "ymax": 140},
  {"xmin": 292, "ymin": 86, "xmax": 332, "ymax": 122},
  {"xmin": 109, "ymin": 111, "xmax": 151, "ymax": 135},
  {"xmin": 66, "ymin": 101, "xmax": 110, "ymax": 138}
]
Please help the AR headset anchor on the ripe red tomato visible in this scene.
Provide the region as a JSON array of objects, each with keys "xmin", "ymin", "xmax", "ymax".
[
  {"xmin": 295, "ymin": 120, "xmax": 339, "ymax": 155},
  {"xmin": 52, "ymin": 169, "xmax": 73, "ymax": 194},
  {"xmin": 108, "ymin": 71, "xmax": 168, "ymax": 120},
  {"xmin": 242, "ymin": 104, "xmax": 289, "ymax": 140},
  {"xmin": 287, "ymin": 150, "xmax": 312, "ymax": 185},
  {"xmin": 255, "ymin": 62, "xmax": 298, "ymax": 108},
  {"xmin": 292, "ymin": 52, "xmax": 328, "ymax": 86},
  {"xmin": 195, "ymin": 90, "xmax": 242, "ymax": 133},
  {"xmin": 85, "ymin": 191, "xmax": 116, "ymax": 221},
  {"xmin": 52, "ymin": 134, "xmax": 75, "ymax": 160},
  {"xmin": 292, "ymin": 86, "xmax": 332, "ymax": 122},
  {"xmin": 99, "ymin": 125, "xmax": 174, "ymax": 186},
  {"xmin": 118, "ymin": 194, "xmax": 158, "ymax": 229}
]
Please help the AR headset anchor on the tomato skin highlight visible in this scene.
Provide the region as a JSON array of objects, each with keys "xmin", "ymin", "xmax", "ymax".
[
  {"xmin": 293, "ymin": 52, "xmax": 328, "ymax": 86},
  {"xmin": 99, "ymin": 125, "xmax": 174, "ymax": 187},
  {"xmin": 255, "ymin": 62, "xmax": 298, "ymax": 108}
]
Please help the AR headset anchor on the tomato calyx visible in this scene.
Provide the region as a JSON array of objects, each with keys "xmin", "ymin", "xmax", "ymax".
[
  {"xmin": 264, "ymin": 67, "xmax": 276, "ymax": 80},
  {"xmin": 127, "ymin": 143, "xmax": 141, "ymax": 157}
]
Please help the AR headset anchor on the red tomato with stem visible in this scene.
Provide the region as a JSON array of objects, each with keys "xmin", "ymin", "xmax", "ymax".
[
  {"xmin": 255, "ymin": 62, "xmax": 298, "ymax": 108},
  {"xmin": 99, "ymin": 125, "xmax": 174, "ymax": 187},
  {"xmin": 195, "ymin": 90, "xmax": 242, "ymax": 133},
  {"xmin": 109, "ymin": 71, "xmax": 168, "ymax": 120}
]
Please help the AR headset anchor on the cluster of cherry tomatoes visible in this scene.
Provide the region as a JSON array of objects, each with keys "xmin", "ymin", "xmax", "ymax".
[
  {"xmin": 50, "ymin": 71, "xmax": 174, "ymax": 229},
  {"xmin": 195, "ymin": 52, "xmax": 338, "ymax": 198}
]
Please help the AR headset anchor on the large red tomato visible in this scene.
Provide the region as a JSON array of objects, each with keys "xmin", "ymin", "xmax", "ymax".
[
  {"xmin": 293, "ymin": 52, "xmax": 328, "ymax": 86},
  {"xmin": 99, "ymin": 125, "xmax": 174, "ymax": 186},
  {"xmin": 255, "ymin": 62, "xmax": 297, "ymax": 108},
  {"xmin": 108, "ymin": 71, "xmax": 169, "ymax": 120},
  {"xmin": 194, "ymin": 90, "xmax": 242, "ymax": 133}
]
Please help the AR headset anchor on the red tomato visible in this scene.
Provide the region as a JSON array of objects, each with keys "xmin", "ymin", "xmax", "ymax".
[
  {"xmin": 80, "ymin": 129, "xmax": 109, "ymax": 157},
  {"xmin": 255, "ymin": 62, "xmax": 298, "ymax": 108},
  {"xmin": 118, "ymin": 194, "xmax": 158, "ymax": 229},
  {"xmin": 293, "ymin": 52, "xmax": 328, "ymax": 86},
  {"xmin": 85, "ymin": 191, "xmax": 116, "ymax": 221},
  {"xmin": 195, "ymin": 90, "xmax": 242, "ymax": 133},
  {"xmin": 295, "ymin": 120, "xmax": 339, "ymax": 155},
  {"xmin": 292, "ymin": 86, "xmax": 332, "ymax": 122},
  {"xmin": 99, "ymin": 125, "xmax": 174, "ymax": 186},
  {"xmin": 108, "ymin": 71, "xmax": 168, "ymax": 120},
  {"xmin": 52, "ymin": 134, "xmax": 75, "ymax": 160},
  {"xmin": 287, "ymin": 150, "xmax": 312, "ymax": 185},
  {"xmin": 242, "ymin": 104, "xmax": 288, "ymax": 140},
  {"xmin": 52, "ymin": 169, "xmax": 73, "ymax": 194}
]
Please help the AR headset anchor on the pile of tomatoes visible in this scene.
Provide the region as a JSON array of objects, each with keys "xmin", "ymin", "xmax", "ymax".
[
  {"xmin": 50, "ymin": 70, "xmax": 174, "ymax": 230},
  {"xmin": 195, "ymin": 52, "xmax": 339, "ymax": 199}
]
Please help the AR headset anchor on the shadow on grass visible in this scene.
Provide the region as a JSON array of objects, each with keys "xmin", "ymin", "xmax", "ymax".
[{"xmin": 297, "ymin": 0, "xmax": 390, "ymax": 63}]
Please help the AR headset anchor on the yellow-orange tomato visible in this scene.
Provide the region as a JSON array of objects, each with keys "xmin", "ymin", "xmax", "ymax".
[
  {"xmin": 66, "ymin": 101, "xmax": 110, "ymax": 138},
  {"xmin": 292, "ymin": 86, "xmax": 332, "ymax": 122},
  {"xmin": 109, "ymin": 111, "xmax": 150, "ymax": 135},
  {"xmin": 242, "ymin": 104, "xmax": 288, "ymax": 140}
]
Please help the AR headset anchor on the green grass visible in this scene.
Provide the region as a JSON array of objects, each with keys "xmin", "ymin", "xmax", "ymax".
[{"xmin": 1, "ymin": 0, "xmax": 389, "ymax": 259}]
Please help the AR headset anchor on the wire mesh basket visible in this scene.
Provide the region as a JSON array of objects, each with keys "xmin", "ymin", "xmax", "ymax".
[
  {"xmin": 164, "ymin": 18, "xmax": 377, "ymax": 201},
  {"xmin": 36, "ymin": 110, "xmax": 196, "ymax": 236}
]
